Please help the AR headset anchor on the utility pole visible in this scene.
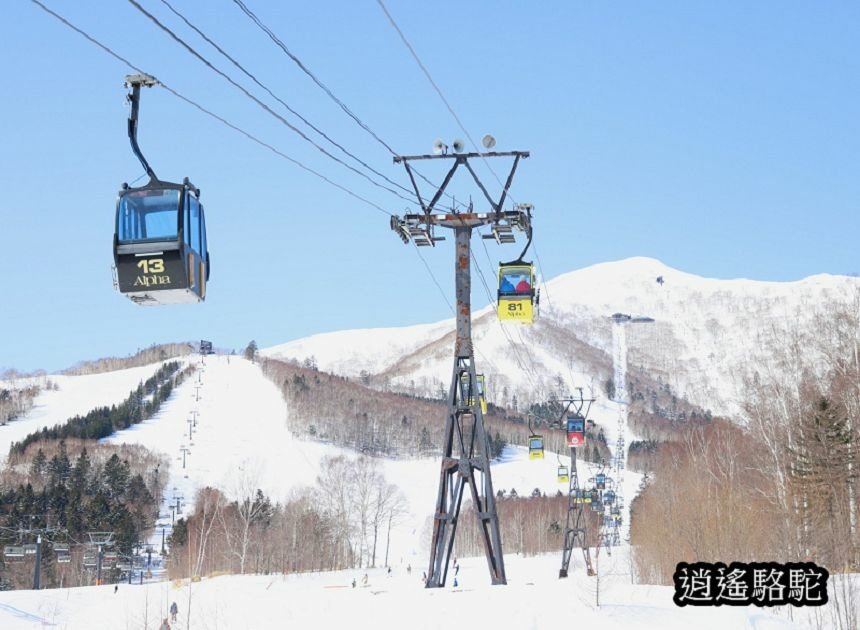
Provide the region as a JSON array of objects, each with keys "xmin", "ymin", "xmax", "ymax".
[{"xmin": 390, "ymin": 142, "xmax": 530, "ymax": 587}]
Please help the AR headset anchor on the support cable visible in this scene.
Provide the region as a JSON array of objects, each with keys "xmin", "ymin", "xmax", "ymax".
[
  {"xmin": 377, "ymin": 0, "xmax": 558, "ymax": 313},
  {"xmin": 28, "ymin": 0, "xmax": 394, "ymax": 217},
  {"xmin": 30, "ymin": 0, "xmax": 500, "ymax": 418},
  {"xmin": 126, "ymin": 0, "xmax": 414, "ymax": 204},
  {"xmin": 231, "ymin": 0, "xmax": 459, "ymax": 207},
  {"xmin": 157, "ymin": 0, "xmax": 414, "ymax": 201}
]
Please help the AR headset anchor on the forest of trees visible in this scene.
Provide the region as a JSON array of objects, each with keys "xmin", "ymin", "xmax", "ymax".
[
  {"xmin": 62, "ymin": 342, "xmax": 194, "ymax": 375},
  {"xmin": 259, "ymin": 356, "xmax": 612, "ymax": 464},
  {"xmin": 0, "ymin": 440, "xmax": 166, "ymax": 589},
  {"xmin": 454, "ymin": 490, "xmax": 602, "ymax": 559},
  {"xmin": 630, "ymin": 298, "xmax": 860, "ymax": 628},
  {"xmin": 167, "ymin": 455, "xmax": 408, "ymax": 577},
  {"xmin": 0, "ymin": 361, "xmax": 190, "ymax": 589},
  {"xmin": 0, "ymin": 383, "xmax": 42, "ymax": 427},
  {"xmin": 8, "ymin": 361, "xmax": 189, "ymax": 455},
  {"xmin": 165, "ymin": 454, "xmax": 607, "ymax": 580}
]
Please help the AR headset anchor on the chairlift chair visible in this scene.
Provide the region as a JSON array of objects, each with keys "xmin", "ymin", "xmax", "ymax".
[
  {"xmin": 3, "ymin": 545, "xmax": 25, "ymax": 562},
  {"xmin": 476, "ymin": 374, "xmax": 488, "ymax": 414}
]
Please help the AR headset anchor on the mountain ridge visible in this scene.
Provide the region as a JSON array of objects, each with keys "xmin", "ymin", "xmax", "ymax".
[{"xmin": 263, "ymin": 257, "xmax": 860, "ymax": 419}]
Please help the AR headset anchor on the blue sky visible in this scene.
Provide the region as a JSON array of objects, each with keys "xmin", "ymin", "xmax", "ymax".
[{"xmin": 1, "ymin": 1, "xmax": 858, "ymax": 372}]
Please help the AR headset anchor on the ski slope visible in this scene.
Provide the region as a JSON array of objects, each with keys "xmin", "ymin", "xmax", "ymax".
[
  {"xmin": 0, "ymin": 354, "xmax": 847, "ymax": 628},
  {"xmin": 0, "ymin": 363, "xmax": 184, "ymax": 465},
  {"xmin": 0, "ymin": 552, "xmax": 809, "ymax": 629}
]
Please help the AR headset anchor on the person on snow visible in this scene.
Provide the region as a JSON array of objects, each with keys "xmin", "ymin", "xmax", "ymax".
[
  {"xmin": 159, "ymin": 618, "xmax": 171, "ymax": 630},
  {"xmin": 170, "ymin": 601, "xmax": 178, "ymax": 622},
  {"xmin": 361, "ymin": 573, "xmax": 368, "ymax": 586}
]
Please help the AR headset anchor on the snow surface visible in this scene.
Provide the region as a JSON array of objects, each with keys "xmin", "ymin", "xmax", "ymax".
[
  {"xmin": 0, "ymin": 552, "xmax": 809, "ymax": 630},
  {"xmin": 0, "ymin": 363, "xmax": 184, "ymax": 466},
  {"xmin": 0, "ymin": 354, "xmax": 848, "ymax": 628}
]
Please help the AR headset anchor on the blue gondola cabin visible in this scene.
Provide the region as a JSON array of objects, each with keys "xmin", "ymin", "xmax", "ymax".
[{"xmin": 114, "ymin": 179, "xmax": 210, "ymax": 305}]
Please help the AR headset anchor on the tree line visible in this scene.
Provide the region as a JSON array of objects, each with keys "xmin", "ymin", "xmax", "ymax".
[
  {"xmin": 8, "ymin": 361, "xmax": 190, "ymax": 455},
  {"xmin": 167, "ymin": 455, "xmax": 408, "ymax": 578},
  {"xmin": 453, "ymin": 491, "xmax": 603, "ymax": 558},
  {"xmin": 62, "ymin": 342, "xmax": 194, "ymax": 375},
  {"xmin": 258, "ymin": 356, "xmax": 614, "ymax": 462},
  {"xmin": 630, "ymin": 296, "xmax": 860, "ymax": 629},
  {"xmin": 0, "ymin": 439, "xmax": 166, "ymax": 590}
]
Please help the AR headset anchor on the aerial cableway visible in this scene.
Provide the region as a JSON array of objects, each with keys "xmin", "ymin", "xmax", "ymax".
[{"xmin": 113, "ymin": 74, "xmax": 210, "ymax": 305}]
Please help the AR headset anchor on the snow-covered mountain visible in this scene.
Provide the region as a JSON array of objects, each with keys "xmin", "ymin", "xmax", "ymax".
[{"xmin": 264, "ymin": 257, "xmax": 859, "ymax": 418}]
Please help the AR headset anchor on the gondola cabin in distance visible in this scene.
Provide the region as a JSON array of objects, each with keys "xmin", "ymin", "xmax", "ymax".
[
  {"xmin": 113, "ymin": 73, "xmax": 210, "ymax": 305},
  {"xmin": 566, "ymin": 415, "xmax": 585, "ymax": 448}
]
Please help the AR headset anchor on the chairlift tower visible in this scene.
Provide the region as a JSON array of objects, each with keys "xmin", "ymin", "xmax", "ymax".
[
  {"xmin": 4, "ymin": 516, "xmax": 63, "ymax": 589},
  {"xmin": 87, "ymin": 531, "xmax": 115, "ymax": 586},
  {"xmin": 390, "ymin": 143, "xmax": 530, "ymax": 587},
  {"xmin": 555, "ymin": 391, "xmax": 597, "ymax": 578},
  {"xmin": 608, "ymin": 313, "xmax": 654, "ymax": 547}
]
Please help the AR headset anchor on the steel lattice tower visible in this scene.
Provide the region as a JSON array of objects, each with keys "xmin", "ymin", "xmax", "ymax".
[{"xmin": 391, "ymin": 147, "xmax": 530, "ymax": 587}]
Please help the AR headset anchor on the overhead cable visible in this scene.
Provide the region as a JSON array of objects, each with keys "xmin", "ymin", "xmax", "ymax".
[
  {"xmin": 126, "ymin": 0, "xmax": 413, "ymax": 203},
  {"xmin": 157, "ymin": 0, "xmax": 414, "ymax": 200},
  {"xmin": 28, "ymin": 0, "xmax": 393, "ymax": 216}
]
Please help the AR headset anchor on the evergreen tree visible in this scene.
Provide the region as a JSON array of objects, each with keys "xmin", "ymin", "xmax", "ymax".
[
  {"xmin": 244, "ymin": 340, "xmax": 258, "ymax": 363},
  {"xmin": 70, "ymin": 449, "xmax": 91, "ymax": 495},
  {"xmin": 47, "ymin": 441, "xmax": 71, "ymax": 486},
  {"xmin": 103, "ymin": 454, "xmax": 130, "ymax": 500},
  {"xmin": 29, "ymin": 449, "xmax": 47, "ymax": 478}
]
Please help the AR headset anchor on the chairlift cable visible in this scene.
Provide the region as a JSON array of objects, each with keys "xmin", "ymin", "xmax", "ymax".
[
  {"xmin": 28, "ymin": 0, "xmax": 396, "ymax": 217},
  {"xmin": 378, "ymin": 1, "xmax": 557, "ymax": 324},
  {"xmin": 126, "ymin": 0, "xmax": 415, "ymax": 205},
  {"xmin": 231, "ymin": 0, "xmax": 457, "ymax": 209},
  {"xmin": 156, "ymin": 0, "xmax": 415, "ymax": 202}
]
